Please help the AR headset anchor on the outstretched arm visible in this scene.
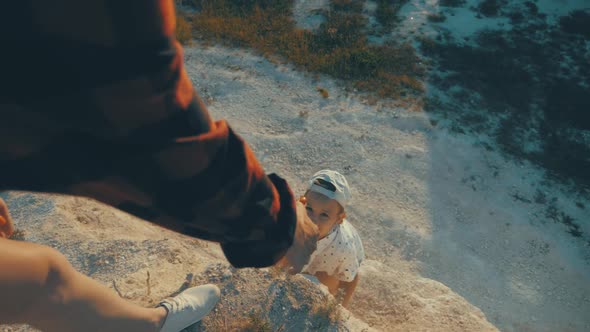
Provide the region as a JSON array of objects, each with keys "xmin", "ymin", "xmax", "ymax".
[{"xmin": 0, "ymin": 0, "xmax": 317, "ymax": 270}]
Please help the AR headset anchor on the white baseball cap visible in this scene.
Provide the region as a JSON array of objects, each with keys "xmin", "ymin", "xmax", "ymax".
[{"xmin": 307, "ymin": 169, "xmax": 352, "ymax": 207}]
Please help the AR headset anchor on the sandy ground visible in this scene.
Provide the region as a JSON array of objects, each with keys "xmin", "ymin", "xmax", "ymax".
[{"xmin": 0, "ymin": 190, "xmax": 494, "ymax": 332}]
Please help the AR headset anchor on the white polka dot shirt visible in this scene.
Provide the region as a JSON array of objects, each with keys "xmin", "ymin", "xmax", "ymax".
[{"xmin": 303, "ymin": 219, "xmax": 365, "ymax": 282}]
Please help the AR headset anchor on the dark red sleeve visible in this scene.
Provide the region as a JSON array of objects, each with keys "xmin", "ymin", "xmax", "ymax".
[{"xmin": 0, "ymin": 0, "xmax": 296, "ymax": 268}]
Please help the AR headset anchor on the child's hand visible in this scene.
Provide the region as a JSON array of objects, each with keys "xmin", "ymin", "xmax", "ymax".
[
  {"xmin": 0, "ymin": 198, "xmax": 15, "ymax": 239},
  {"xmin": 276, "ymin": 200, "xmax": 318, "ymax": 274},
  {"xmin": 299, "ymin": 196, "xmax": 307, "ymax": 205}
]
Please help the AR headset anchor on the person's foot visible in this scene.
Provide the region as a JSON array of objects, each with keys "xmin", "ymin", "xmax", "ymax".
[{"xmin": 158, "ymin": 284, "xmax": 220, "ymax": 332}]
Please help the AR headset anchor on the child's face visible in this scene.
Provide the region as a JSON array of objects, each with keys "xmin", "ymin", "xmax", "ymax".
[{"xmin": 303, "ymin": 191, "xmax": 345, "ymax": 239}]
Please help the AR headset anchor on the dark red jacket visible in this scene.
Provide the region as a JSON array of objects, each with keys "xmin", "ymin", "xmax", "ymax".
[{"xmin": 0, "ymin": 0, "xmax": 296, "ymax": 268}]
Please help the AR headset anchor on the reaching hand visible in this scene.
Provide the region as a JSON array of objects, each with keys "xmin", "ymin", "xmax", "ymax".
[
  {"xmin": 0, "ymin": 198, "xmax": 14, "ymax": 239},
  {"xmin": 276, "ymin": 200, "xmax": 319, "ymax": 274}
]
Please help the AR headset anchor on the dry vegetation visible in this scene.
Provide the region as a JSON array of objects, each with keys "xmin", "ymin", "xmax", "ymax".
[
  {"xmin": 375, "ymin": 0, "xmax": 408, "ymax": 30},
  {"xmin": 8, "ymin": 228, "xmax": 26, "ymax": 241},
  {"xmin": 311, "ymin": 290, "xmax": 343, "ymax": 328},
  {"xmin": 176, "ymin": 14, "xmax": 193, "ymax": 46},
  {"xmin": 232, "ymin": 311, "xmax": 273, "ymax": 332},
  {"xmin": 174, "ymin": 0, "xmax": 424, "ymax": 100}
]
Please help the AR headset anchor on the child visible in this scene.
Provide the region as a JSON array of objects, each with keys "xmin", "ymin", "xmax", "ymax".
[{"xmin": 300, "ymin": 170, "xmax": 364, "ymax": 308}]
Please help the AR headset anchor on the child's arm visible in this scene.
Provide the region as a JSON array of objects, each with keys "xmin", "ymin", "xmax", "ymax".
[{"xmin": 339, "ymin": 273, "xmax": 360, "ymax": 308}]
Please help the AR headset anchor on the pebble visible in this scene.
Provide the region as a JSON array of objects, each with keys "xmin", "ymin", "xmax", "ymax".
[
  {"xmin": 223, "ymin": 270, "xmax": 233, "ymax": 279},
  {"xmin": 125, "ymin": 290, "xmax": 138, "ymax": 298}
]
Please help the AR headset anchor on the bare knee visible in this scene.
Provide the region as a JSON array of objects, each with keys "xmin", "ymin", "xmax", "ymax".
[
  {"xmin": 41, "ymin": 245, "xmax": 76, "ymax": 296},
  {"xmin": 30, "ymin": 245, "xmax": 77, "ymax": 306},
  {"xmin": 21, "ymin": 246, "xmax": 81, "ymax": 329},
  {"xmin": 314, "ymin": 271, "xmax": 340, "ymax": 295},
  {"xmin": 0, "ymin": 240, "xmax": 74, "ymax": 323},
  {"xmin": 0, "ymin": 241, "xmax": 45, "ymax": 320}
]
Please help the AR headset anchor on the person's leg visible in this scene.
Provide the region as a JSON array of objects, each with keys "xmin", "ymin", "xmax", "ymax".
[
  {"xmin": 314, "ymin": 271, "xmax": 340, "ymax": 295},
  {"xmin": 340, "ymin": 274, "xmax": 359, "ymax": 308},
  {"xmin": 0, "ymin": 238, "xmax": 165, "ymax": 332},
  {"xmin": 0, "ymin": 238, "xmax": 220, "ymax": 332}
]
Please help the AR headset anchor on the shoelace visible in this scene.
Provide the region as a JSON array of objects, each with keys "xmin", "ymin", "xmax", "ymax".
[{"xmin": 164, "ymin": 294, "xmax": 190, "ymax": 312}]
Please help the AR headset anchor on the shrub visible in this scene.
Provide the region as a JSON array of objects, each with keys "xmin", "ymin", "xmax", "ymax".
[
  {"xmin": 194, "ymin": 0, "xmax": 293, "ymax": 16},
  {"xmin": 508, "ymin": 11, "xmax": 525, "ymax": 24},
  {"xmin": 235, "ymin": 311, "xmax": 272, "ymax": 332},
  {"xmin": 175, "ymin": 14, "xmax": 192, "ymax": 45},
  {"xmin": 311, "ymin": 294, "xmax": 342, "ymax": 329},
  {"xmin": 312, "ymin": 12, "xmax": 367, "ymax": 51},
  {"xmin": 477, "ymin": 0, "xmax": 506, "ymax": 17},
  {"xmin": 440, "ymin": 0, "xmax": 466, "ymax": 7},
  {"xmin": 544, "ymin": 79, "xmax": 590, "ymax": 130},
  {"xmin": 375, "ymin": 0, "xmax": 405, "ymax": 28},
  {"xmin": 331, "ymin": 0, "xmax": 365, "ymax": 12},
  {"xmin": 421, "ymin": 32, "xmax": 533, "ymax": 113},
  {"xmin": 9, "ymin": 228, "xmax": 26, "ymax": 241},
  {"xmin": 427, "ymin": 13, "xmax": 447, "ymax": 23},
  {"xmin": 538, "ymin": 124, "xmax": 590, "ymax": 188},
  {"xmin": 559, "ymin": 10, "xmax": 590, "ymax": 38},
  {"xmin": 524, "ymin": 1, "xmax": 538, "ymax": 15}
]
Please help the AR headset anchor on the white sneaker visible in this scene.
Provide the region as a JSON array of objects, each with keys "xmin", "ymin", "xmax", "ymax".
[{"xmin": 158, "ymin": 284, "xmax": 221, "ymax": 332}]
